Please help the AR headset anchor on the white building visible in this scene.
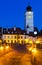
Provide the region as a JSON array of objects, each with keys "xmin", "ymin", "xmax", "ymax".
[{"xmin": 25, "ymin": 5, "xmax": 34, "ymax": 33}]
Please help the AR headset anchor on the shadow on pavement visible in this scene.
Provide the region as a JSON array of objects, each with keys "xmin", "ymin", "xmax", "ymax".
[{"xmin": 11, "ymin": 44, "xmax": 28, "ymax": 53}]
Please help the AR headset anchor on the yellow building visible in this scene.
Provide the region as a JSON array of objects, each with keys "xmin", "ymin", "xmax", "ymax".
[
  {"xmin": 2, "ymin": 28, "xmax": 39, "ymax": 45},
  {"xmin": 2, "ymin": 33, "xmax": 29, "ymax": 44},
  {"xmin": 2, "ymin": 34, "xmax": 17, "ymax": 44},
  {"xmin": 17, "ymin": 34, "xmax": 25, "ymax": 44}
]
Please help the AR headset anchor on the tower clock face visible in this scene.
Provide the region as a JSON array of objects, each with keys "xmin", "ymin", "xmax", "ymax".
[
  {"xmin": 28, "ymin": 15, "xmax": 32, "ymax": 19},
  {"xmin": 28, "ymin": 12, "xmax": 31, "ymax": 14}
]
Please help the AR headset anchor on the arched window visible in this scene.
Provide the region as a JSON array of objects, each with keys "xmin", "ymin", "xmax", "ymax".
[
  {"xmin": 11, "ymin": 40, "xmax": 13, "ymax": 43},
  {"xmin": 14, "ymin": 40, "xmax": 16, "ymax": 43},
  {"xmin": 21, "ymin": 40, "xmax": 23, "ymax": 43}
]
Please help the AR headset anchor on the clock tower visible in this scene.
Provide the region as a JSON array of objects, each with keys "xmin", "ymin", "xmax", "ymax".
[{"xmin": 25, "ymin": 5, "xmax": 34, "ymax": 34}]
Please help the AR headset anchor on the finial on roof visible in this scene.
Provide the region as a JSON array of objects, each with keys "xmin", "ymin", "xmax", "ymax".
[{"xmin": 26, "ymin": 2, "xmax": 32, "ymax": 11}]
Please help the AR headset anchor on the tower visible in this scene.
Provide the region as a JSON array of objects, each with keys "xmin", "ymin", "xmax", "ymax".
[{"xmin": 25, "ymin": 5, "xmax": 34, "ymax": 34}]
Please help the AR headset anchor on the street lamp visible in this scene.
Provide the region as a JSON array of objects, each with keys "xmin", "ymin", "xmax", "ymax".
[
  {"xmin": 0, "ymin": 46, "xmax": 4, "ymax": 50},
  {"xmin": 35, "ymin": 40, "xmax": 40, "ymax": 44},
  {"xmin": 29, "ymin": 47, "xmax": 32, "ymax": 51},
  {"xmin": 5, "ymin": 46, "xmax": 9, "ymax": 50},
  {"xmin": 32, "ymin": 48, "xmax": 37, "ymax": 54}
]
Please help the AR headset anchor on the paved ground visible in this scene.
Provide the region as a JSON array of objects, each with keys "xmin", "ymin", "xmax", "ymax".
[
  {"xmin": 34, "ymin": 49, "xmax": 42, "ymax": 65},
  {"xmin": 0, "ymin": 49, "xmax": 32, "ymax": 65}
]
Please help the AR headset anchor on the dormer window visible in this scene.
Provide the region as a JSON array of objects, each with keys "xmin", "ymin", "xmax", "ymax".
[{"xmin": 11, "ymin": 32, "xmax": 13, "ymax": 34}]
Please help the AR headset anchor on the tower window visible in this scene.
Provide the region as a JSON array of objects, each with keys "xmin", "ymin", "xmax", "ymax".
[
  {"xmin": 4, "ymin": 40, "xmax": 6, "ymax": 43},
  {"xmin": 28, "ymin": 12, "xmax": 31, "ymax": 14},
  {"xmin": 26, "ymin": 25, "xmax": 29, "ymax": 28}
]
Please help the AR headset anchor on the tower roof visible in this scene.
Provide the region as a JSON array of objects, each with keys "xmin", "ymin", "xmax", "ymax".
[{"xmin": 26, "ymin": 5, "xmax": 32, "ymax": 11}]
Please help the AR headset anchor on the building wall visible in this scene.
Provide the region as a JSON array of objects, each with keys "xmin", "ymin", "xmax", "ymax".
[
  {"xmin": 2, "ymin": 34, "xmax": 17, "ymax": 43},
  {"xmin": 25, "ymin": 11, "xmax": 34, "ymax": 33},
  {"xmin": 2, "ymin": 34, "xmax": 37, "ymax": 44},
  {"xmin": 2, "ymin": 34, "xmax": 29, "ymax": 44}
]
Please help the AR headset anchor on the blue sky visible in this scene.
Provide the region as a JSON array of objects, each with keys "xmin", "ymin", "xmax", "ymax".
[{"xmin": 0, "ymin": 0, "xmax": 42, "ymax": 31}]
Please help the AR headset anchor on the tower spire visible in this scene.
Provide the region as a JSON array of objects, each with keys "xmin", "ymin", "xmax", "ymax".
[{"xmin": 26, "ymin": 1, "xmax": 32, "ymax": 11}]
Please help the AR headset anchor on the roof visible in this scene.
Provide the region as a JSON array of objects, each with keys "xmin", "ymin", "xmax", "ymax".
[
  {"xmin": 26, "ymin": 6, "xmax": 32, "ymax": 11},
  {"xmin": 3, "ymin": 27, "xmax": 26, "ymax": 35}
]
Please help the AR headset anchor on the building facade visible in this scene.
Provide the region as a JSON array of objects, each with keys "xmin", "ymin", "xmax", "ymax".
[{"xmin": 2, "ymin": 28, "xmax": 29, "ymax": 44}]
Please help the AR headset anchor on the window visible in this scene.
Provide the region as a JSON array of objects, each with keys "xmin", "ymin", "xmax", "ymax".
[
  {"xmin": 11, "ymin": 40, "xmax": 13, "ymax": 43},
  {"xmin": 28, "ymin": 12, "xmax": 31, "ymax": 14},
  {"xmin": 15, "ymin": 36, "xmax": 16, "ymax": 39},
  {"xmin": 21, "ymin": 36, "xmax": 23, "ymax": 39},
  {"xmin": 34, "ymin": 31, "xmax": 37, "ymax": 35},
  {"xmin": 24, "ymin": 41, "xmax": 26, "ymax": 43},
  {"xmin": 21, "ymin": 40, "xmax": 23, "ymax": 43},
  {"xmin": 8, "ymin": 40, "xmax": 9, "ymax": 42},
  {"xmin": 26, "ymin": 25, "xmax": 29, "ymax": 28},
  {"xmin": 11, "ymin": 32, "xmax": 13, "ymax": 34},
  {"xmin": 11, "ymin": 36, "xmax": 13, "ymax": 38},
  {"xmin": 15, "ymin": 40, "xmax": 16, "ymax": 43},
  {"xmin": 8, "ymin": 36, "xmax": 10, "ymax": 38},
  {"xmin": 4, "ymin": 40, "xmax": 6, "ymax": 43},
  {"xmin": 4, "ymin": 36, "xmax": 6, "ymax": 38}
]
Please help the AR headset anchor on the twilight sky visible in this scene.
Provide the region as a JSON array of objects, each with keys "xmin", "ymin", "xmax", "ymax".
[{"xmin": 0, "ymin": 0, "xmax": 42, "ymax": 31}]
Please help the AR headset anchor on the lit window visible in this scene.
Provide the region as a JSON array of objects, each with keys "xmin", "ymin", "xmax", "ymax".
[{"xmin": 21, "ymin": 40, "xmax": 23, "ymax": 43}]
